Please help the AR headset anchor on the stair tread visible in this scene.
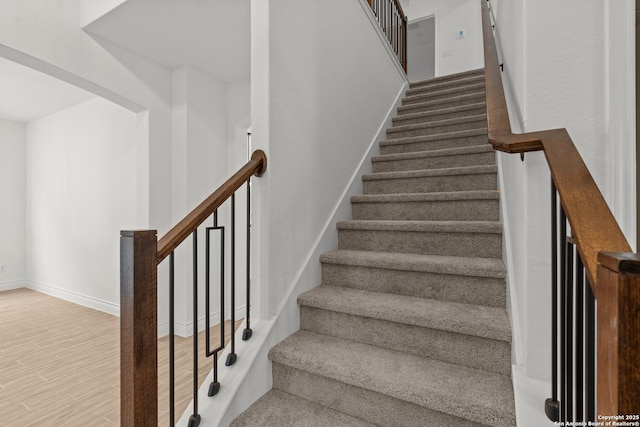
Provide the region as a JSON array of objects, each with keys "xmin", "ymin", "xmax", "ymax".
[
  {"xmin": 393, "ymin": 102, "xmax": 486, "ymax": 123},
  {"xmin": 231, "ymin": 389, "xmax": 375, "ymax": 427},
  {"xmin": 398, "ymin": 92, "xmax": 486, "ymax": 114},
  {"xmin": 321, "ymin": 249, "xmax": 505, "ymax": 278},
  {"xmin": 299, "ymin": 285, "xmax": 511, "ymax": 341},
  {"xmin": 336, "ymin": 219, "xmax": 502, "ymax": 234},
  {"xmin": 373, "ymin": 144, "xmax": 493, "ymax": 163},
  {"xmin": 269, "ymin": 330, "xmax": 516, "ymax": 427},
  {"xmin": 352, "ymin": 190, "xmax": 499, "ymax": 203},
  {"xmin": 406, "ymin": 76, "xmax": 485, "ymax": 96},
  {"xmin": 403, "ymin": 83, "xmax": 485, "ymax": 103},
  {"xmin": 363, "ymin": 165, "xmax": 497, "ymax": 180},
  {"xmin": 409, "ymin": 68, "xmax": 484, "ymax": 87},
  {"xmin": 379, "ymin": 129, "xmax": 488, "ymax": 148},
  {"xmin": 387, "ymin": 114, "xmax": 487, "ymax": 134}
]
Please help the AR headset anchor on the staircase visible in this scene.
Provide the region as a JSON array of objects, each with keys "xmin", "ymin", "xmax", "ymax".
[{"xmin": 232, "ymin": 68, "xmax": 516, "ymax": 427}]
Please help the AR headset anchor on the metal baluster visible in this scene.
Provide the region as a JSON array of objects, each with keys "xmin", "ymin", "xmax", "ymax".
[
  {"xmin": 169, "ymin": 252, "xmax": 175, "ymax": 426},
  {"xmin": 546, "ymin": 182, "xmax": 560, "ymax": 421},
  {"xmin": 226, "ymin": 194, "xmax": 237, "ymax": 366},
  {"xmin": 207, "ymin": 211, "xmax": 225, "ymax": 396},
  {"xmin": 575, "ymin": 251, "xmax": 585, "ymax": 422},
  {"xmin": 586, "ymin": 280, "xmax": 596, "ymax": 422},
  {"xmin": 243, "ymin": 180, "xmax": 253, "ymax": 341},
  {"xmin": 559, "ymin": 206, "xmax": 567, "ymax": 424},
  {"xmin": 565, "ymin": 238, "xmax": 574, "ymax": 423},
  {"xmin": 188, "ymin": 231, "xmax": 201, "ymax": 427}
]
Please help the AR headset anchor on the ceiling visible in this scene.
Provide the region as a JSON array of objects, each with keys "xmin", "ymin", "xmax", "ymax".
[
  {"xmin": 0, "ymin": 57, "xmax": 96, "ymax": 123},
  {"xmin": 84, "ymin": 0, "xmax": 251, "ymax": 84}
]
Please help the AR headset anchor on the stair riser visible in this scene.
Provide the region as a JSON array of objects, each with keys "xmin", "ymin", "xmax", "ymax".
[
  {"xmin": 403, "ymin": 85, "xmax": 485, "ymax": 105},
  {"xmin": 372, "ymin": 152, "xmax": 495, "ymax": 172},
  {"xmin": 380, "ymin": 135, "xmax": 488, "ymax": 155},
  {"xmin": 337, "ymin": 229, "xmax": 502, "ymax": 258},
  {"xmin": 406, "ymin": 78, "xmax": 485, "ymax": 97},
  {"xmin": 321, "ymin": 264, "xmax": 506, "ymax": 308},
  {"xmin": 393, "ymin": 107, "xmax": 486, "ymax": 126},
  {"xmin": 363, "ymin": 174, "xmax": 497, "ymax": 194},
  {"xmin": 352, "ymin": 199, "xmax": 499, "ymax": 221},
  {"xmin": 300, "ymin": 306, "xmax": 511, "ymax": 376},
  {"xmin": 387, "ymin": 120, "xmax": 487, "ymax": 140},
  {"xmin": 272, "ymin": 363, "xmax": 485, "ymax": 427},
  {"xmin": 398, "ymin": 95, "xmax": 485, "ymax": 115}
]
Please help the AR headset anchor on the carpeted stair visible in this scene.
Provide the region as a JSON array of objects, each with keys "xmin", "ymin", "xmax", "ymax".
[{"xmin": 232, "ymin": 68, "xmax": 516, "ymax": 427}]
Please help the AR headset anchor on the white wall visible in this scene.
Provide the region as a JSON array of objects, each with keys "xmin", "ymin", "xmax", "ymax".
[
  {"xmin": 0, "ymin": 0, "xmax": 173, "ymax": 236},
  {"xmin": 403, "ymin": 0, "xmax": 483, "ymax": 76},
  {"xmin": 0, "ymin": 119, "xmax": 26, "ymax": 289},
  {"xmin": 254, "ymin": 0, "xmax": 407, "ymax": 318},
  {"xmin": 26, "ymin": 97, "xmax": 142, "ymax": 313},
  {"xmin": 492, "ymin": 2, "xmax": 636, "ymax": 425}
]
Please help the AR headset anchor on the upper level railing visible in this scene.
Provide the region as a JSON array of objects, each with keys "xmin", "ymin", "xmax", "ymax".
[
  {"xmin": 480, "ymin": 0, "xmax": 640, "ymax": 423},
  {"xmin": 367, "ymin": 0, "xmax": 407, "ymax": 71},
  {"xmin": 120, "ymin": 150, "xmax": 267, "ymax": 426}
]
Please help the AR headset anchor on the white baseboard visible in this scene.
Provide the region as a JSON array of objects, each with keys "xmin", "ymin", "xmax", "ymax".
[
  {"xmin": 25, "ymin": 280, "xmax": 120, "ymax": 317},
  {"xmin": 0, "ymin": 280, "xmax": 28, "ymax": 292}
]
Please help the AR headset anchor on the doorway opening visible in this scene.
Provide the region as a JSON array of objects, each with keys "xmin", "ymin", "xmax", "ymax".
[{"xmin": 407, "ymin": 15, "xmax": 436, "ymax": 82}]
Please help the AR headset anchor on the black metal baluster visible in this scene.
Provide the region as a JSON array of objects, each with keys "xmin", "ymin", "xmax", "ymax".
[
  {"xmin": 207, "ymin": 211, "xmax": 224, "ymax": 396},
  {"xmin": 546, "ymin": 182, "xmax": 560, "ymax": 421},
  {"xmin": 243, "ymin": 180, "xmax": 252, "ymax": 341},
  {"xmin": 586, "ymin": 280, "xmax": 596, "ymax": 422},
  {"xmin": 575, "ymin": 251, "xmax": 585, "ymax": 422},
  {"xmin": 559, "ymin": 207, "xmax": 567, "ymax": 424},
  {"xmin": 188, "ymin": 231, "xmax": 201, "ymax": 427},
  {"xmin": 169, "ymin": 252, "xmax": 176, "ymax": 426},
  {"xmin": 226, "ymin": 194, "xmax": 237, "ymax": 366},
  {"xmin": 565, "ymin": 238, "xmax": 574, "ymax": 423}
]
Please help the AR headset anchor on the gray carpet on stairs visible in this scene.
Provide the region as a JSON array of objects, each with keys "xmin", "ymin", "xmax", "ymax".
[{"xmin": 231, "ymin": 67, "xmax": 516, "ymax": 427}]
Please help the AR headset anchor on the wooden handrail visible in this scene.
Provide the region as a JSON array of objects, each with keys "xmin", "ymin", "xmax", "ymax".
[
  {"xmin": 157, "ymin": 149, "xmax": 267, "ymax": 263},
  {"xmin": 480, "ymin": 0, "xmax": 630, "ymax": 285}
]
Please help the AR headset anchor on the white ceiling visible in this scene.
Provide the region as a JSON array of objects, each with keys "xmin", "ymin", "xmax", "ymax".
[
  {"xmin": 84, "ymin": 0, "xmax": 251, "ymax": 84},
  {"xmin": 0, "ymin": 57, "xmax": 96, "ymax": 123}
]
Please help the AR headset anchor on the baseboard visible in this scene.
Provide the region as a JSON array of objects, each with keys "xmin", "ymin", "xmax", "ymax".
[
  {"xmin": 512, "ymin": 365, "xmax": 553, "ymax": 427},
  {"xmin": 158, "ymin": 305, "xmax": 247, "ymax": 338},
  {"xmin": 25, "ymin": 281, "xmax": 120, "ymax": 317},
  {"xmin": 0, "ymin": 280, "xmax": 28, "ymax": 292}
]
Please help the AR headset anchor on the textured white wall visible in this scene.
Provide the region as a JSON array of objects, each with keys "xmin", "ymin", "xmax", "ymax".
[
  {"xmin": 253, "ymin": 0, "xmax": 407, "ymax": 319},
  {"xmin": 26, "ymin": 97, "xmax": 141, "ymax": 313},
  {"xmin": 493, "ymin": 3, "xmax": 635, "ymax": 424},
  {"xmin": 403, "ymin": 0, "xmax": 483, "ymax": 76},
  {"xmin": 0, "ymin": 119, "xmax": 26, "ymax": 289}
]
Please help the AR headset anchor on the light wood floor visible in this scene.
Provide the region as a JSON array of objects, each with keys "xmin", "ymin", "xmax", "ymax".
[{"xmin": 0, "ymin": 288, "xmax": 240, "ymax": 426}]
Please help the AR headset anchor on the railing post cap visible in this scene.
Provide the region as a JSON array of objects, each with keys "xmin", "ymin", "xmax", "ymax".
[
  {"xmin": 598, "ymin": 252, "xmax": 640, "ymax": 275},
  {"xmin": 121, "ymin": 230, "xmax": 157, "ymax": 238}
]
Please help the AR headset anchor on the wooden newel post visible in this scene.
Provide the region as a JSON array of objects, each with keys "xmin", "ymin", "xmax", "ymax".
[
  {"xmin": 120, "ymin": 230, "xmax": 158, "ymax": 427},
  {"xmin": 596, "ymin": 252, "xmax": 640, "ymax": 417}
]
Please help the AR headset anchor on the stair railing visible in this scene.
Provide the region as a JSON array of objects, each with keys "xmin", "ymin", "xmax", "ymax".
[
  {"xmin": 367, "ymin": 0, "xmax": 407, "ymax": 71},
  {"xmin": 481, "ymin": 0, "xmax": 640, "ymax": 423},
  {"xmin": 120, "ymin": 150, "xmax": 267, "ymax": 427}
]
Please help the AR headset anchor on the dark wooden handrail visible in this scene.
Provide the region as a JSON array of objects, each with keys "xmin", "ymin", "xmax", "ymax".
[
  {"xmin": 480, "ymin": 0, "xmax": 639, "ymax": 419},
  {"xmin": 156, "ymin": 149, "xmax": 267, "ymax": 263}
]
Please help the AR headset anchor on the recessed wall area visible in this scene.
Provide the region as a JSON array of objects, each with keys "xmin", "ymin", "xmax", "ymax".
[{"xmin": 0, "ymin": 57, "xmax": 146, "ymax": 314}]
